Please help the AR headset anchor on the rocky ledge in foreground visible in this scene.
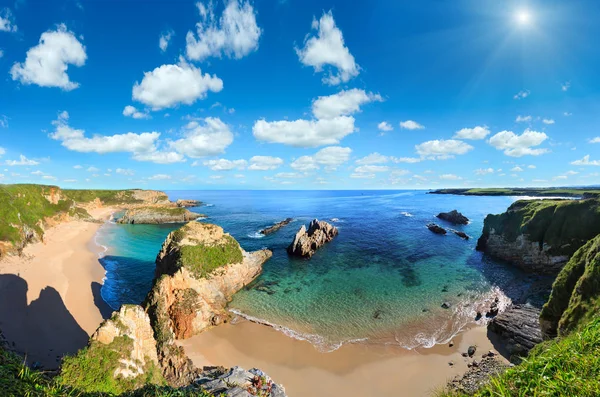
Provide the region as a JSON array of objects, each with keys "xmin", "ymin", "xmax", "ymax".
[
  {"xmin": 447, "ymin": 355, "xmax": 509, "ymax": 395},
  {"xmin": 488, "ymin": 304, "xmax": 543, "ymax": 361},
  {"xmin": 287, "ymin": 219, "xmax": 338, "ymax": 258},
  {"xmin": 437, "ymin": 210, "xmax": 469, "ymax": 225},
  {"xmin": 176, "ymin": 199, "xmax": 202, "ymax": 208},
  {"xmin": 260, "ymin": 218, "xmax": 293, "ymax": 235},
  {"xmin": 117, "ymin": 206, "xmax": 204, "ymax": 224}
]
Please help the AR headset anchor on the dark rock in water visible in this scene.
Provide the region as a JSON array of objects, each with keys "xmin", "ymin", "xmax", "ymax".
[
  {"xmin": 427, "ymin": 223, "xmax": 447, "ymax": 235},
  {"xmin": 373, "ymin": 309, "xmax": 384, "ymax": 320},
  {"xmin": 475, "ymin": 312, "xmax": 483, "ymax": 321},
  {"xmin": 486, "ymin": 301, "xmax": 499, "ymax": 318},
  {"xmin": 453, "ymin": 230, "xmax": 469, "ymax": 240},
  {"xmin": 437, "ymin": 210, "xmax": 469, "ymax": 225},
  {"xmin": 260, "ymin": 218, "xmax": 294, "ymax": 235},
  {"xmin": 287, "ymin": 219, "xmax": 338, "ymax": 258},
  {"xmin": 442, "ymin": 285, "xmax": 449, "ymax": 292},
  {"xmin": 468, "ymin": 345, "xmax": 476, "ymax": 357},
  {"xmin": 441, "ymin": 302, "xmax": 451, "ymax": 309},
  {"xmin": 422, "ymin": 308, "xmax": 429, "ymax": 313},
  {"xmin": 488, "ymin": 304, "xmax": 543, "ymax": 362}
]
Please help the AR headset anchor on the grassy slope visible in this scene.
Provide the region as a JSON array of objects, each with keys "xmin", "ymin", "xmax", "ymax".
[
  {"xmin": 430, "ymin": 188, "xmax": 600, "ymax": 198},
  {"xmin": 479, "ymin": 199, "xmax": 600, "ymax": 257}
]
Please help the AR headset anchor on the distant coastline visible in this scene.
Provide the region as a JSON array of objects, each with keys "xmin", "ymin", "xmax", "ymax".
[{"xmin": 428, "ymin": 187, "xmax": 600, "ymax": 198}]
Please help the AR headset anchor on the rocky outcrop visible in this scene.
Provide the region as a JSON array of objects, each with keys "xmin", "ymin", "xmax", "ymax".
[
  {"xmin": 176, "ymin": 199, "xmax": 202, "ymax": 208},
  {"xmin": 447, "ymin": 355, "xmax": 509, "ymax": 395},
  {"xmin": 437, "ymin": 210, "xmax": 469, "ymax": 225},
  {"xmin": 488, "ymin": 305, "xmax": 543, "ymax": 360},
  {"xmin": 427, "ymin": 223, "xmax": 447, "ymax": 235},
  {"xmin": 198, "ymin": 366, "xmax": 287, "ymax": 397},
  {"xmin": 540, "ymin": 233, "xmax": 600, "ymax": 339},
  {"xmin": 453, "ymin": 230, "xmax": 469, "ymax": 240},
  {"xmin": 260, "ymin": 218, "xmax": 293, "ymax": 235},
  {"xmin": 476, "ymin": 199, "xmax": 600, "ymax": 274},
  {"xmin": 130, "ymin": 189, "xmax": 171, "ymax": 205},
  {"xmin": 117, "ymin": 207, "xmax": 204, "ymax": 224},
  {"xmin": 287, "ymin": 219, "xmax": 338, "ymax": 258}
]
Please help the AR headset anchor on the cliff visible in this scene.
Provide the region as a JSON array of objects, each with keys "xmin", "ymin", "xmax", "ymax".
[
  {"xmin": 476, "ymin": 199, "xmax": 600, "ymax": 273},
  {"xmin": 117, "ymin": 206, "xmax": 205, "ymax": 224}
]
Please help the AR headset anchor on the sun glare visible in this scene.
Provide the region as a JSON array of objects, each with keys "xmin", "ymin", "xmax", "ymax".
[{"xmin": 516, "ymin": 9, "xmax": 532, "ymax": 25}]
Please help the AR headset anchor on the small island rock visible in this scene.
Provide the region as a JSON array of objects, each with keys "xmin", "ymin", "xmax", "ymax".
[
  {"xmin": 437, "ymin": 210, "xmax": 469, "ymax": 225},
  {"xmin": 260, "ymin": 218, "xmax": 293, "ymax": 235},
  {"xmin": 427, "ymin": 223, "xmax": 447, "ymax": 235},
  {"xmin": 287, "ymin": 219, "xmax": 338, "ymax": 258},
  {"xmin": 176, "ymin": 199, "xmax": 202, "ymax": 208}
]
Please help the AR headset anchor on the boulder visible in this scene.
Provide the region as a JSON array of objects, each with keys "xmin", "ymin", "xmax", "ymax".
[
  {"xmin": 488, "ymin": 304, "xmax": 543, "ymax": 361},
  {"xmin": 287, "ymin": 219, "xmax": 338, "ymax": 258},
  {"xmin": 427, "ymin": 223, "xmax": 447, "ymax": 235},
  {"xmin": 437, "ymin": 210, "xmax": 469, "ymax": 225},
  {"xmin": 260, "ymin": 218, "xmax": 293, "ymax": 235}
]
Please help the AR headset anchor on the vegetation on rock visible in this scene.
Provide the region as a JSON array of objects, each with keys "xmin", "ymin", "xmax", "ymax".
[{"xmin": 430, "ymin": 187, "xmax": 600, "ymax": 198}]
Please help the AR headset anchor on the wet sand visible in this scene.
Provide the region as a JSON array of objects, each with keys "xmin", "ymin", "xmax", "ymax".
[
  {"xmin": 180, "ymin": 317, "xmax": 506, "ymax": 397},
  {"xmin": 0, "ymin": 207, "xmax": 114, "ymax": 368}
]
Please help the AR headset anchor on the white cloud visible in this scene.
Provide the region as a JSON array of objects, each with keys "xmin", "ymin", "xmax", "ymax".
[
  {"xmin": 290, "ymin": 146, "xmax": 351, "ymax": 171},
  {"xmin": 5, "ymin": 155, "xmax": 40, "ymax": 166},
  {"xmin": 453, "ymin": 126, "xmax": 490, "ymax": 140},
  {"xmin": 312, "ymin": 89, "xmax": 382, "ymax": 119},
  {"xmin": 31, "ymin": 170, "xmax": 44, "ymax": 175},
  {"xmin": 116, "ymin": 168, "xmax": 135, "ymax": 176},
  {"xmin": 516, "ymin": 115, "xmax": 532, "ymax": 123},
  {"xmin": 50, "ymin": 111, "xmax": 161, "ymax": 155},
  {"xmin": 274, "ymin": 172, "xmax": 303, "ymax": 179},
  {"xmin": 475, "ymin": 168, "xmax": 494, "ymax": 175},
  {"xmin": 488, "ymin": 129, "xmax": 549, "ymax": 157},
  {"xmin": 248, "ymin": 156, "xmax": 283, "ymax": 171},
  {"xmin": 564, "ymin": 112, "xmax": 573, "ymax": 117},
  {"xmin": 10, "ymin": 24, "xmax": 86, "ymax": 90},
  {"xmin": 571, "ymin": 155, "xmax": 600, "ymax": 166},
  {"xmin": 253, "ymin": 89, "xmax": 379, "ymax": 148},
  {"xmin": 514, "ymin": 90, "xmax": 530, "ymax": 100},
  {"xmin": 73, "ymin": 165, "xmax": 82, "ymax": 169},
  {"xmin": 132, "ymin": 151, "xmax": 185, "ymax": 164},
  {"xmin": 123, "ymin": 105, "xmax": 150, "ymax": 120},
  {"xmin": 295, "ymin": 10, "xmax": 359, "ymax": 85},
  {"xmin": 0, "ymin": 8, "xmax": 17, "ymax": 32},
  {"xmin": 391, "ymin": 157, "xmax": 421, "ymax": 163},
  {"xmin": 439, "ymin": 174, "xmax": 462, "ymax": 180},
  {"xmin": 86, "ymin": 166, "xmax": 99, "ymax": 172},
  {"xmin": 561, "ymin": 81, "xmax": 571, "ymax": 91},
  {"xmin": 170, "ymin": 117, "xmax": 233, "ymax": 157},
  {"xmin": 148, "ymin": 174, "xmax": 171, "ymax": 180},
  {"xmin": 378, "ymin": 121, "xmax": 393, "ymax": 132},
  {"xmin": 415, "ymin": 139, "xmax": 473, "ymax": 159},
  {"xmin": 399, "ymin": 120, "xmax": 425, "ymax": 130},
  {"xmin": 511, "ymin": 166, "xmax": 524, "ymax": 172},
  {"xmin": 565, "ymin": 170, "xmax": 579, "ymax": 175},
  {"xmin": 42, "ymin": 175, "xmax": 56, "ymax": 181},
  {"xmin": 203, "ymin": 158, "xmax": 247, "ymax": 171},
  {"xmin": 355, "ymin": 152, "xmax": 388, "ymax": 165},
  {"xmin": 159, "ymin": 30, "xmax": 174, "ymax": 52},
  {"xmin": 350, "ymin": 172, "xmax": 375, "ymax": 179},
  {"xmin": 132, "ymin": 58, "xmax": 223, "ymax": 110},
  {"xmin": 589, "ymin": 137, "xmax": 600, "ymax": 144},
  {"xmin": 186, "ymin": 0, "xmax": 261, "ymax": 61},
  {"xmin": 542, "ymin": 118, "xmax": 555, "ymax": 125},
  {"xmin": 528, "ymin": 165, "xmax": 536, "ymax": 169},
  {"xmin": 355, "ymin": 165, "xmax": 389, "ymax": 173},
  {"xmin": 0, "ymin": 147, "xmax": 5, "ymax": 156}
]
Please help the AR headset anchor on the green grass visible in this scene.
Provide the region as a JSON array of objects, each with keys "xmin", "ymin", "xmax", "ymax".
[
  {"xmin": 541, "ymin": 233, "xmax": 600, "ymax": 338},
  {"xmin": 173, "ymin": 234, "xmax": 244, "ymax": 279},
  {"xmin": 480, "ymin": 199, "xmax": 600, "ymax": 257},
  {"xmin": 62, "ymin": 190, "xmax": 142, "ymax": 205},
  {"xmin": 431, "ymin": 188, "xmax": 600, "ymax": 198},
  {"xmin": 438, "ymin": 317, "xmax": 600, "ymax": 397}
]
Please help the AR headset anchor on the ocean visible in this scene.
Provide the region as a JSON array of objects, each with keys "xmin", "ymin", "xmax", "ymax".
[{"xmin": 95, "ymin": 190, "xmax": 535, "ymax": 352}]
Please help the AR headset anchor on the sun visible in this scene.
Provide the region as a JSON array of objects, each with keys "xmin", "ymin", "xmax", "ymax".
[{"xmin": 516, "ymin": 9, "xmax": 532, "ymax": 25}]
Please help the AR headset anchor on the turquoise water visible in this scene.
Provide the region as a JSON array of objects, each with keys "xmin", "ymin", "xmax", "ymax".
[{"xmin": 95, "ymin": 190, "xmax": 533, "ymax": 351}]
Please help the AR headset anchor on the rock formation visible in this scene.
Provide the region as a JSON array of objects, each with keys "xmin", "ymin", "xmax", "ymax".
[
  {"xmin": 453, "ymin": 230, "xmax": 469, "ymax": 240},
  {"xmin": 287, "ymin": 219, "xmax": 338, "ymax": 258},
  {"xmin": 427, "ymin": 223, "xmax": 447, "ymax": 235},
  {"xmin": 437, "ymin": 210, "xmax": 469, "ymax": 225},
  {"xmin": 488, "ymin": 305, "xmax": 543, "ymax": 360},
  {"xmin": 476, "ymin": 199, "xmax": 600, "ymax": 274},
  {"xmin": 260, "ymin": 218, "xmax": 293, "ymax": 235},
  {"xmin": 117, "ymin": 207, "xmax": 204, "ymax": 224},
  {"xmin": 176, "ymin": 199, "xmax": 202, "ymax": 208}
]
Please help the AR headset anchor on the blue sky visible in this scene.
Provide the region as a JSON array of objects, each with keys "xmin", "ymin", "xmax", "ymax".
[{"xmin": 1, "ymin": 0, "xmax": 600, "ymax": 190}]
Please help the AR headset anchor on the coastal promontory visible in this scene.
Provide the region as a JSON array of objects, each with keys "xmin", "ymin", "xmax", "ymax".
[
  {"xmin": 287, "ymin": 219, "xmax": 338, "ymax": 258},
  {"xmin": 117, "ymin": 206, "xmax": 204, "ymax": 224}
]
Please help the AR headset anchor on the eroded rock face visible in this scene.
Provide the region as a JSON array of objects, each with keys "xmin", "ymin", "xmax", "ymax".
[
  {"xmin": 437, "ymin": 210, "xmax": 469, "ymax": 225},
  {"xmin": 91, "ymin": 305, "xmax": 159, "ymax": 379},
  {"xmin": 130, "ymin": 189, "xmax": 171, "ymax": 205},
  {"xmin": 287, "ymin": 219, "xmax": 338, "ymax": 258},
  {"xmin": 488, "ymin": 304, "xmax": 543, "ymax": 361},
  {"xmin": 176, "ymin": 199, "xmax": 202, "ymax": 208},
  {"xmin": 117, "ymin": 207, "xmax": 204, "ymax": 224}
]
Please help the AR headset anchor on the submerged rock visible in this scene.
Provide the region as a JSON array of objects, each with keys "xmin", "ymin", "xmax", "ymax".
[
  {"xmin": 176, "ymin": 199, "xmax": 202, "ymax": 208},
  {"xmin": 488, "ymin": 304, "xmax": 543, "ymax": 361},
  {"xmin": 437, "ymin": 210, "xmax": 469, "ymax": 225},
  {"xmin": 427, "ymin": 223, "xmax": 447, "ymax": 235},
  {"xmin": 453, "ymin": 230, "xmax": 469, "ymax": 240},
  {"xmin": 260, "ymin": 218, "xmax": 293, "ymax": 235},
  {"xmin": 117, "ymin": 206, "xmax": 204, "ymax": 224},
  {"xmin": 287, "ymin": 219, "xmax": 338, "ymax": 258}
]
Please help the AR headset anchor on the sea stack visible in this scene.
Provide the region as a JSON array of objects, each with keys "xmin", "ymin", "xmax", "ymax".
[
  {"xmin": 287, "ymin": 219, "xmax": 338, "ymax": 258},
  {"xmin": 437, "ymin": 210, "xmax": 469, "ymax": 225},
  {"xmin": 260, "ymin": 218, "xmax": 294, "ymax": 235}
]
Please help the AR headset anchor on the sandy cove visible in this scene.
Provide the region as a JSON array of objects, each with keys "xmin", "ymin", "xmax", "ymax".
[
  {"xmin": 0, "ymin": 207, "xmax": 115, "ymax": 368},
  {"xmin": 180, "ymin": 318, "xmax": 507, "ymax": 397}
]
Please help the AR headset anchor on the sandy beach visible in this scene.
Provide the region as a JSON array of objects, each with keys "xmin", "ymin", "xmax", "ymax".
[
  {"xmin": 0, "ymin": 207, "xmax": 115, "ymax": 368},
  {"xmin": 180, "ymin": 317, "xmax": 507, "ymax": 397}
]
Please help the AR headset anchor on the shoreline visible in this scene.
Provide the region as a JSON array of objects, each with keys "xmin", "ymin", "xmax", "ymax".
[
  {"xmin": 0, "ymin": 207, "xmax": 115, "ymax": 368},
  {"xmin": 180, "ymin": 316, "xmax": 507, "ymax": 397}
]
